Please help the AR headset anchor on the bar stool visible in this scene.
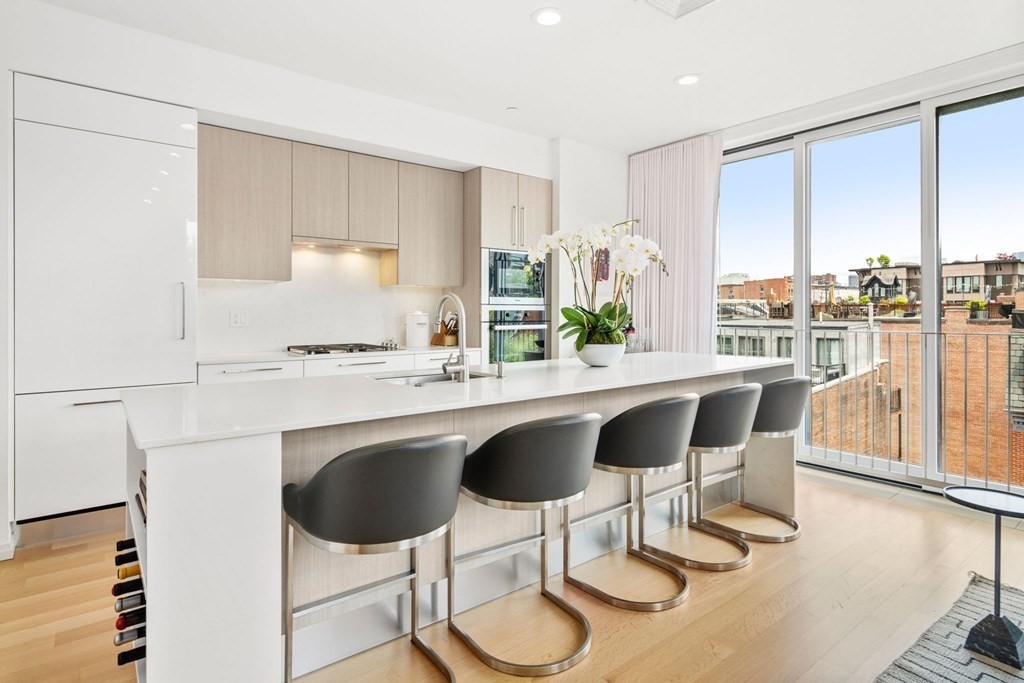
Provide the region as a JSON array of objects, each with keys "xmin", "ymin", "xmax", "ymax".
[
  {"xmin": 282, "ymin": 434, "xmax": 468, "ymax": 683},
  {"xmin": 449, "ymin": 413, "xmax": 601, "ymax": 677},
  {"xmin": 699, "ymin": 376, "xmax": 810, "ymax": 543},
  {"xmin": 642, "ymin": 384, "xmax": 762, "ymax": 572},
  {"xmin": 563, "ymin": 396, "xmax": 698, "ymax": 611}
]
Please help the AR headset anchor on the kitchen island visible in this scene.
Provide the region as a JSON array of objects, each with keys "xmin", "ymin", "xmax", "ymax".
[{"xmin": 120, "ymin": 352, "xmax": 793, "ymax": 682}]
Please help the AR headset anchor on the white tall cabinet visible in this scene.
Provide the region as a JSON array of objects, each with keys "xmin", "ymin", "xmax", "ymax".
[{"xmin": 13, "ymin": 75, "xmax": 198, "ymax": 521}]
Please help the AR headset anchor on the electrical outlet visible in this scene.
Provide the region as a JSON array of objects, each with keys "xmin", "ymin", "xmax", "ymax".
[{"xmin": 229, "ymin": 309, "xmax": 249, "ymax": 328}]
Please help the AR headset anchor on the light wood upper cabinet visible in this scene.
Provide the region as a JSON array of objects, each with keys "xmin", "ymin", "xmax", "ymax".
[
  {"xmin": 518, "ymin": 174, "xmax": 553, "ymax": 249},
  {"xmin": 473, "ymin": 167, "xmax": 552, "ymax": 251},
  {"xmin": 479, "ymin": 167, "xmax": 520, "ymax": 250},
  {"xmin": 198, "ymin": 125, "xmax": 292, "ymax": 280},
  {"xmin": 292, "ymin": 142, "xmax": 349, "ymax": 242},
  {"xmin": 381, "ymin": 163, "xmax": 463, "ymax": 287},
  {"xmin": 349, "ymin": 153, "xmax": 398, "ymax": 246}
]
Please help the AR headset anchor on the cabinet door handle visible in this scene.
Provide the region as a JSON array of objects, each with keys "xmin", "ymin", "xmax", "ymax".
[
  {"xmin": 72, "ymin": 399, "xmax": 122, "ymax": 407},
  {"xmin": 338, "ymin": 361, "xmax": 387, "ymax": 367},
  {"xmin": 521, "ymin": 207, "xmax": 526, "ymax": 247},
  {"xmin": 178, "ymin": 282, "xmax": 186, "ymax": 340},
  {"xmin": 493, "ymin": 324, "xmax": 548, "ymax": 331},
  {"xmin": 511, "ymin": 205, "xmax": 517, "ymax": 247},
  {"xmin": 221, "ymin": 367, "xmax": 284, "ymax": 374}
]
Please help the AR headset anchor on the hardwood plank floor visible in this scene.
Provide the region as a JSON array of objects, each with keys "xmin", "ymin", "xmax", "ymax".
[{"xmin": 2, "ymin": 469, "xmax": 1020, "ymax": 682}]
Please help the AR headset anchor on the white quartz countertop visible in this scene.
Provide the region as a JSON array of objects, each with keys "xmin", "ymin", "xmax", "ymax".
[
  {"xmin": 122, "ymin": 353, "xmax": 792, "ymax": 450},
  {"xmin": 196, "ymin": 347, "xmax": 481, "ymax": 365}
]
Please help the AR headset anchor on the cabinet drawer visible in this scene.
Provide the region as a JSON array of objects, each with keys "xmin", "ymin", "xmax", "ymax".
[
  {"xmin": 15, "ymin": 388, "xmax": 127, "ymax": 520},
  {"xmin": 198, "ymin": 361, "xmax": 304, "ymax": 384},
  {"xmin": 414, "ymin": 350, "xmax": 482, "ymax": 371},
  {"xmin": 304, "ymin": 355, "xmax": 415, "ymax": 377}
]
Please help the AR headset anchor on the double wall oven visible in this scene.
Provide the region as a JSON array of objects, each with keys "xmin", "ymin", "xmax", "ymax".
[{"xmin": 482, "ymin": 249, "xmax": 549, "ymax": 363}]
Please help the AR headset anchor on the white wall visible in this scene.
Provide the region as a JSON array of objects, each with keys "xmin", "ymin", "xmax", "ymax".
[
  {"xmin": 551, "ymin": 138, "xmax": 629, "ymax": 358},
  {"xmin": 198, "ymin": 248, "xmax": 442, "ymax": 354},
  {"xmin": 0, "ymin": 0, "xmax": 559, "ymax": 551}
]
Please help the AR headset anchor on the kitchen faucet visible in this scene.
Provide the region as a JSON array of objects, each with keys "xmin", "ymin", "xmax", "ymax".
[{"xmin": 436, "ymin": 293, "xmax": 469, "ymax": 383}]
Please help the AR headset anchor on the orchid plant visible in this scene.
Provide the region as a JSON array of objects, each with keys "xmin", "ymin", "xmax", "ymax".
[{"xmin": 528, "ymin": 220, "xmax": 667, "ymax": 351}]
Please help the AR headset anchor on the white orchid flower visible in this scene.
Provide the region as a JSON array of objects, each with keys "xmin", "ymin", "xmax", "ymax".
[
  {"xmin": 620, "ymin": 234, "xmax": 642, "ymax": 251},
  {"xmin": 527, "ymin": 248, "xmax": 543, "ymax": 264},
  {"xmin": 640, "ymin": 238, "xmax": 660, "ymax": 258},
  {"xmin": 552, "ymin": 229, "xmax": 571, "ymax": 247}
]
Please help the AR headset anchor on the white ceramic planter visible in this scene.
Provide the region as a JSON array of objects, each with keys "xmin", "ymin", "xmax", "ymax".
[{"xmin": 576, "ymin": 343, "xmax": 626, "ymax": 367}]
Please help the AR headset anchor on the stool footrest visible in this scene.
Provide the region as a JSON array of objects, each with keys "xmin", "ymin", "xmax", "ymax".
[
  {"xmin": 448, "ymin": 588, "xmax": 592, "ymax": 677},
  {"xmin": 641, "ymin": 522, "xmax": 752, "ymax": 572},
  {"xmin": 564, "ymin": 545, "xmax": 689, "ymax": 612},
  {"xmin": 700, "ymin": 502, "xmax": 801, "ymax": 543}
]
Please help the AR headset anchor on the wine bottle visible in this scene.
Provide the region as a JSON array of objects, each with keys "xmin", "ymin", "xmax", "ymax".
[
  {"xmin": 115, "ymin": 539, "xmax": 137, "ymax": 552},
  {"xmin": 113, "ymin": 626, "xmax": 145, "ymax": 646},
  {"xmin": 114, "ymin": 593, "xmax": 145, "ymax": 612},
  {"xmin": 112, "ymin": 578, "xmax": 143, "ymax": 597},
  {"xmin": 115, "ymin": 551, "xmax": 138, "ymax": 566},
  {"xmin": 116, "ymin": 564, "xmax": 141, "ymax": 580},
  {"xmin": 116, "ymin": 646, "xmax": 146, "ymax": 666},
  {"xmin": 115, "ymin": 607, "xmax": 145, "ymax": 630}
]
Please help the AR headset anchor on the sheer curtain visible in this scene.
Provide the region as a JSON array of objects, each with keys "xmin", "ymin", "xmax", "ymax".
[{"xmin": 628, "ymin": 133, "xmax": 722, "ymax": 353}]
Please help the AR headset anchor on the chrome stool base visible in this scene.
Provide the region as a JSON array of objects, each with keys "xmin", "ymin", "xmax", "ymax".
[
  {"xmin": 564, "ymin": 474, "xmax": 689, "ymax": 611},
  {"xmin": 699, "ymin": 500, "xmax": 801, "ymax": 543},
  {"xmin": 448, "ymin": 507, "xmax": 592, "ymax": 677},
  {"xmin": 641, "ymin": 521, "xmax": 753, "ymax": 572}
]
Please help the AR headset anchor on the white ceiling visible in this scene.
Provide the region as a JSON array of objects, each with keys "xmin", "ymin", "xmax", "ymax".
[{"xmin": 36, "ymin": 0, "xmax": 1024, "ymax": 153}]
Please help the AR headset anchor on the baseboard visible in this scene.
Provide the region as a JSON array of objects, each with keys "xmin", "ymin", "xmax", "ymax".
[{"xmin": 16, "ymin": 505, "xmax": 124, "ymax": 547}]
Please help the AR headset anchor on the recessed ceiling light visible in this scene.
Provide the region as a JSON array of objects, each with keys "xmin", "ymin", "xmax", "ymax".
[
  {"xmin": 159, "ymin": 170, "xmax": 169, "ymax": 176},
  {"xmin": 169, "ymin": 152, "xmax": 181, "ymax": 158},
  {"xmin": 307, "ymin": 244, "xmax": 316, "ymax": 249},
  {"xmin": 353, "ymin": 248, "xmax": 362, "ymax": 252},
  {"xmin": 180, "ymin": 123, "xmax": 196, "ymax": 130},
  {"xmin": 675, "ymin": 74, "xmax": 701, "ymax": 86},
  {"xmin": 531, "ymin": 7, "xmax": 562, "ymax": 25},
  {"xmin": 506, "ymin": 106, "xmax": 520, "ymax": 113}
]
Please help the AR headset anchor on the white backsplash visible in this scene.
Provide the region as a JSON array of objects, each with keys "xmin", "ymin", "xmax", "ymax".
[{"xmin": 197, "ymin": 246, "xmax": 443, "ymax": 354}]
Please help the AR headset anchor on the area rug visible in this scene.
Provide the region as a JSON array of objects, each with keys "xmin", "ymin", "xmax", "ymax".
[{"xmin": 876, "ymin": 574, "xmax": 1024, "ymax": 682}]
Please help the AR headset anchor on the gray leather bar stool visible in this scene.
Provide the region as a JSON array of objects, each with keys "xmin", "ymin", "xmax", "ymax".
[
  {"xmin": 699, "ymin": 376, "xmax": 810, "ymax": 543},
  {"xmin": 643, "ymin": 384, "xmax": 761, "ymax": 572},
  {"xmin": 563, "ymin": 396, "xmax": 698, "ymax": 611},
  {"xmin": 450, "ymin": 413, "xmax": 601, "ymax": 677},
  {"xmin": 282, "ymin": 434, "xmax": 468, "ymax": 683}
]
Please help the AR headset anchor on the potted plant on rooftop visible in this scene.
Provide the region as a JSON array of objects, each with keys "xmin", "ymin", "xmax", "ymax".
[{"xmin": 528, "ymin": 220, "xmax": 667, "ymax": 367}]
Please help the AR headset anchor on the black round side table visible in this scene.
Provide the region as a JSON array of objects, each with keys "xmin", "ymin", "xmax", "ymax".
[{"xmin": 944, "ymin": 485, "xmax": 1024, "ymax": 669}]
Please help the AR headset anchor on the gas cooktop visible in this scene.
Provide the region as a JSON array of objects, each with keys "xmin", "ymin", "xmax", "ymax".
[{"xmin": 287, "ymin": 343, "xmax": 396, "ymax": 356}]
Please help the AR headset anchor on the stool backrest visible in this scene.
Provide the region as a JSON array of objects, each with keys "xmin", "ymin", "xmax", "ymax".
[
  {"xmin": 284, "ymin": 434, "xmax": 467, "ymax": 546},
  {"xmin": 596, "ymin": 395, "xmax": 700, "ymax": 470},
  {"xmin": 753, "ymin": 376, "xmax": 811, "ymax": 434},
  {"xmin": 462, "ymin": 413, "xmax": 601, "ymax": 504},
  {"xmin": 689, "ymin": 383, "xmax": 763, "ymax": 450}
]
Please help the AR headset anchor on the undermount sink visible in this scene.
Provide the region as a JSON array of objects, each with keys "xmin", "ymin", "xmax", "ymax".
[{"xmin": 375, "ymin": 371, "xmax": 495, "ymax": 386}]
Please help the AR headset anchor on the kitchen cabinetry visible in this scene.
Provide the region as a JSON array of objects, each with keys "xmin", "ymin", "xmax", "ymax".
[
  {"xmin": 303, "ymin": 355, "xmax": 415, "ymax": 377},
  {"xmin": 199, "ymin": 125, "xmax": 293, "ymax": 280},
  {"xmin": 292, "ymin": 142, "xmax": 349, "ymax": 243},
  {"xmin": 349, "ymin": 153, "xmax": 399, "ymax": 246},
  {"xmin": 13, "ymin": 74, "xmax": 198, "ymax": 520},
  {"xmin": 380, "ymin": 163, "xmax": 463, "ymax": 286},
  {"xmin": 472, "ymin": 167, "xmax": 552, "ymax": 251},
  {"xmin": 198, "ymin": 361, "xmax": 304, "ymax": 384}
]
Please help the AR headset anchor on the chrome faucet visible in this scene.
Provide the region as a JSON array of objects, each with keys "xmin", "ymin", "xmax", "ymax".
[{"xmin": 436, "ymin": 293, "xmax": 469, "ymax": 383}]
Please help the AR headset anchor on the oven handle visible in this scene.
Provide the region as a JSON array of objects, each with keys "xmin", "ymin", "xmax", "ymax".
[{"xmin": 491, "ymin": 324, "xmax": 549, "ymax": 331}]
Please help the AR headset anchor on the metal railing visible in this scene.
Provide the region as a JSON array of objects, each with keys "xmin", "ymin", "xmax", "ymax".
[{"xmin": 715, "ymin": 323, "xmax": 1023, "ymax": 491}]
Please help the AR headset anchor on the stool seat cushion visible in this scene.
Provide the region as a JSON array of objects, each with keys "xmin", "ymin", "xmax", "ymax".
[
  {"xmin": 461, "ymin": 413, "xmax": 601, "ymax": 505},
  {"xmin": 594, "ymin": 395, "xmax": 699, "ymax": 471},
  {"xmin": 689, "ymin": 384, "xmax": 763, "ymax": 450},
  {"xmin": 283, "ymin": 434, "xmax": 467, "ymax": 546},
  {"xmin": 752, "ymin": 376, "xmax": 811, "ymax": 434}
]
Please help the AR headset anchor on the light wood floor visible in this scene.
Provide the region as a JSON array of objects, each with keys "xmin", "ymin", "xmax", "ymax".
[{"xmin": 3, "ymin": 469, "xmax": 1022, "ymax": 682}]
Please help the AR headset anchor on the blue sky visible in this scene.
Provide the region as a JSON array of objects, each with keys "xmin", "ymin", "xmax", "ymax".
[{"xmin": 719, "ymin": 92, "xmax": 1024, "ymax": 280}]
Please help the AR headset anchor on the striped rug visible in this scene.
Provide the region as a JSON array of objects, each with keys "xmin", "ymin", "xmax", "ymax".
[{"xmin": 877, "ymin": 574, "xmax": 1024, "ymax": 682}]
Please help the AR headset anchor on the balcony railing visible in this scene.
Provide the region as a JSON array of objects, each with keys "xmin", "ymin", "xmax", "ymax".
[{"xmin": 715, "ymin": 324, "xmax": 1024, "ymax": 491}]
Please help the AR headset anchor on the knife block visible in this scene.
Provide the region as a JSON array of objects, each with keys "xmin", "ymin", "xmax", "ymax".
[{"xmin": 431, "ymin": 333, "xmax": 459, "ymax": 347}]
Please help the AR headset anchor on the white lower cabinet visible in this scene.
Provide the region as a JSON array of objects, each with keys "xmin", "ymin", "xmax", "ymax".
[
  {"xmin": 414, "ymin": 350, "xmax": 482, "ymax": 371},
  {"xmin": 304, "ymin": 355, "xmax": 415, "ymax": 377},
  {"xmin": 198, "ymin": 361, "xmax": 304, "ymax": 384},
  {"xmin": 15, "ymin": 388, "xmax": 128, "ymax": 521}
]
